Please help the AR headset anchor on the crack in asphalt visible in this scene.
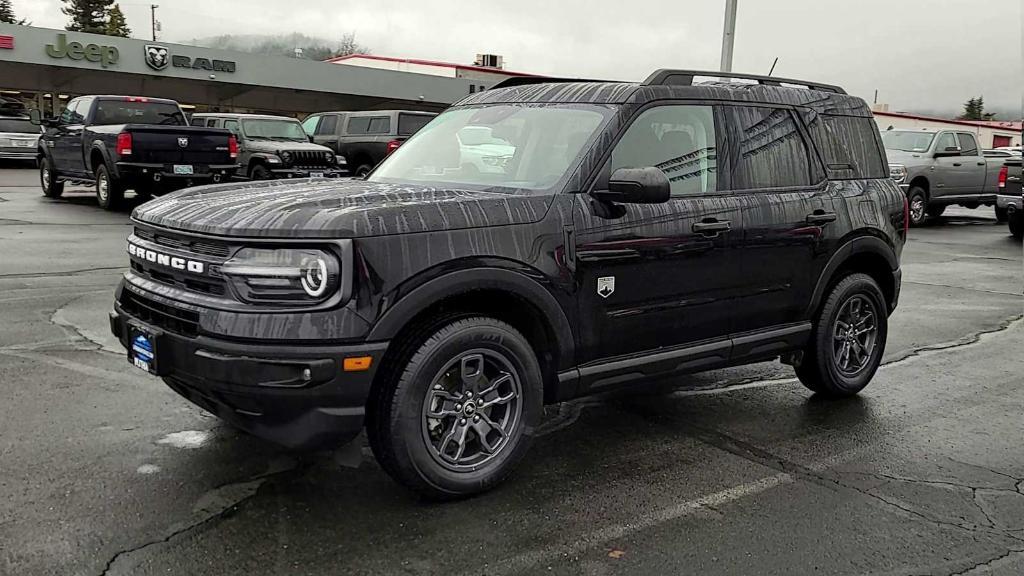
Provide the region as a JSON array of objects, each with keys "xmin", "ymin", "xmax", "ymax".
[
  {"xmin": 948, "ymin": 547, "xmax": 1024, "ymax": 575},
  {"xmin": 98, "ymin": 459, "xmax": 306, "ymax": 576},
  {"xmin": 903, "ymin": 279, "xmax": 1023, "ymax": 297},
  {"xmin": 0, "ymin": 266, "xmax": 125, "ymax": 279}
]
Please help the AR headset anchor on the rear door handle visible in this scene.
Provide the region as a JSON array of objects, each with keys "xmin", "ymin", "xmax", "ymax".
[
  {"xmin": 692, "ymin": 220, "xmax": 731, "ymax": 236},
  {"xmin": 806, "ymin": 211, "xmax": 837, "ymax": 224},
  {"xmin": 977, "ymin": 162, "xmax": 986, "ymax": 166}
]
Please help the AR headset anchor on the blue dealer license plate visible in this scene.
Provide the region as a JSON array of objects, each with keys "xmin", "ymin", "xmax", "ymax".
[{"xmin": 129, "ymin": 325, "xmax": 159, "ymax": 374}]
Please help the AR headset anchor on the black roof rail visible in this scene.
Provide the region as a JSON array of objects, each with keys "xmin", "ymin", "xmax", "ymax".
[
  {"xmin": 643, "ymin": 69, "xmax": 847, "ymax": 95},
  {"xmin": 489, "ymin": 76, "xmax": 614, "ymax": 90}
]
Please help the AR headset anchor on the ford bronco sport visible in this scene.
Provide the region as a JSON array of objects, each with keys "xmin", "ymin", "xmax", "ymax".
[{"xmin": 110, "ymin": 70, "xmax": 905, "ymax": 499}]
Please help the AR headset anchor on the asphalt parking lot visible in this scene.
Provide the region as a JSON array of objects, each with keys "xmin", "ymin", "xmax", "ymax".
[{"xmin": 1, "ymin": 163, "xmax": 1022, "ymax": 576}]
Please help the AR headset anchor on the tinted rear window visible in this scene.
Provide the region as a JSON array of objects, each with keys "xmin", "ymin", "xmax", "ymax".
[
  {"xmin": 807, "ymin": 113, "xmax": 888, "ymax": 179},
  {"xmin": 92, "ymin": 100, "xmax": 185, "ymax": 126},
  {"xmin": 726, "ymin": 106, "xmax": 816, "ymax": 189},
  {"xmin": 398, "ymin": 113, "xmax": 433, "ymax": 135},
  {"xmin": 0, "ymin": 118, "xmax": 37, "ymax": 133}
]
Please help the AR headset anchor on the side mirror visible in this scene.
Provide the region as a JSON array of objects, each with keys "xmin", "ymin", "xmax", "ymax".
[
  {"xmin": 593, "ymin": 167, "xmax": 671, "ymax": 204},
  {"xmin": 28, "ymin": 109, "xmax": 42, "ymax": 125},
  {"xmin": 934, "ymin": 147, "xmax": 960, "ymax": 158}
]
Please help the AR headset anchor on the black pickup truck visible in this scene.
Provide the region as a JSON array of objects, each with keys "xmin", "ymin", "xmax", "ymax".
[
  {"xmin": 999, "ymin": 157, "xmax": 1023, "ymax": 238},
  {"xmin": 32, "ymin": 96, "xmax": 239, "ymax": 210}
]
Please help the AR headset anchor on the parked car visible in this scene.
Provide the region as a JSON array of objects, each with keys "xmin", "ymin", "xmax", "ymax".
[
  {"xmin": 191, "ymin": 113, "xmax": 346, "ymax": 180},
  {"xmin": 32, "ymin": 96, "xmax": 239, "ymax": 210},
  {"xmin": 110, "ymin": 70, "xmax": 905, "ymax": 498},
  {"xmin": 0, "ymin": 114, "xmax": 41, "ymax": 162},
  {"xmin": 883, "ymin": 128, "xmax": 1005, "ymax": 225},
  {"xmin": 301, "ymin": 110, "xmax": 436, "ymax": 176},
  {"xmin": 998, "ymin": 157, "xmax": 1022, "ymax": 238}
]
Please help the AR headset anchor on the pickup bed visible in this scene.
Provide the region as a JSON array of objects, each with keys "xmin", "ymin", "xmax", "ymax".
[
  {"xmin": 34, "ymin": 95, "xmax": 239, "ymax": 210},
  {"xmin": 883, "ymin": 128, "xmax": 1006, "ymax": 225}
]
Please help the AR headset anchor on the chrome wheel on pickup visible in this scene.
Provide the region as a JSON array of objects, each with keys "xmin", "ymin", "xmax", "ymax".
[{"xmin": 907, "ymin": 187, "xmax": 928, "ymax": 227}]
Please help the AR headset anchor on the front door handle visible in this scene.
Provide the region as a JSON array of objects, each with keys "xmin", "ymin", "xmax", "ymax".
[
  {"xmin": 692, "ymin": 219, "xmax": 731, "ymax": 236},
  {"xmin": 952, "ymin": 162, "xmax": 962, "ymax": 167},
  {"xmin": 977, "ymin": 162, "xmax": 986, "ymax": 166},
  {"xmin": 806, "ymin": 211, "xmax": 837, "ymax": 224}
]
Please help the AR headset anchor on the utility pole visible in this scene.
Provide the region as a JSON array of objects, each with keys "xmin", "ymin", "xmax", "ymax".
[
  {"xmin": 150, "ymin": 5, "xmax": 159, "ymax": 41},
  {"xmin": 719, "ymin": 0, "xmax": 738, "ymax": 73}
]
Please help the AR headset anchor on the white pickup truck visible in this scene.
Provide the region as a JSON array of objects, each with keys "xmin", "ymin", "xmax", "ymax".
[{"xmin": 883, "ymin": 129, "xmax": 1006, "ymax": 226}]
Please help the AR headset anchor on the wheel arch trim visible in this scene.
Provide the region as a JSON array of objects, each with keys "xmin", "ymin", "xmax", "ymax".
[{"xmin": 807, "ymin": 235, "xmax": 898, "ymax": 317}]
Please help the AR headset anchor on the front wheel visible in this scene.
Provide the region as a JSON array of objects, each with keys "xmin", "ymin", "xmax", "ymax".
[
  {"xmin": 796, "ymin": 273, "xmax": 888, "ymax": 397},
  {"xmin": 368, "ymin": 316, "xmax": 542, "ymax": 499},
  {"xmin": 95, "ymin": 164, "xmax": 125, "ymax": 211},
  {"xmin": 40, "ymin": 156, "xmax": 64, "ymax": 198},
  {"xmin": 249, "ymin": 164, "xmax": 272, "ymax": 180},
  {"xmin": 907, "ymin": 188, "xmax": 928, "ymax": 227}
]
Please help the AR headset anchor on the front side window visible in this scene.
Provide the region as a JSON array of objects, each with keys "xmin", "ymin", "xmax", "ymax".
[
  {"xmin": 242, "ymin": 119, "xmax": 307, "ymax": 141},
  {"xmin": 936, "ymin": 132, "xmax": 958, "ymax": 152},
  {"xmin": 611, "ymin": 105, "xmax": 717, "ymax": 196},
  {"xmin": 316, "ymin": 114, "xmax": 338, "ymax": 135},
  {"xmin": 957, "ymin": 133, "xmax": 978, "ymax": 156},
  {"xmin": 370, "ymin": 103, "xmax": 613, "ymax": 191},
  {"xmin": 728, "ymin": 106, "xmax": 814, "ymax": 189}
]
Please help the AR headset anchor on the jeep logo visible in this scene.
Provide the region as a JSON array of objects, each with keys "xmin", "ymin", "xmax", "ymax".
[
  {"xmin": 127, "ymin": 242, "xmax": 205, "ymax": 274},
  {"xmin": 45, "ymin": 33, "xmax": 119, "ymax": 68}
]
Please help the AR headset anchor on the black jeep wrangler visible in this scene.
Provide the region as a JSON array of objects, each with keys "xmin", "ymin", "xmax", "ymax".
[{"xmin": 110, "ymin": 70, "xmax": 905, "ymax": 499}]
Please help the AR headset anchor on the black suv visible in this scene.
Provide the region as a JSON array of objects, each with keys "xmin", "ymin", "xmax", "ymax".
[
  {"xmin": 110, "ymin": 70, "xmax": 905, "ymax": 499},
  {"xmin": 302, "ymin": 109, "xmax": 436, "ymax": 176}
]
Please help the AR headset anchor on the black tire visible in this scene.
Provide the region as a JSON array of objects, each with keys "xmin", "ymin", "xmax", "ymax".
[
  {"xmin": 354, "ymin": 164, "xmax": 373, "ymax": 178},
  {"xmin": 796, "ymin": 273, "xmax": 888, "ymax": 397},
  {"xmin": 1010, "ymin": 215, "xmax": 1023, "ymax": 239},
  {"xmin": 368, "ymin": 316, "xmax": 543, "ymax": 500},
  {"xmin": 995, "ymin": 206, "xmax": 1008, "ymax": 223},
  {"xmin": 926, "ymin": 205, "xmax": 946, "ymax": 218},
  {"xmin": 95, "ymin": 164, "xmax": 125, "ymax": 211},
  {"xmin": 40, "ymin": 155, "xmax": 64, "ymax": 198},
  {"xmin": 907, "ymin": 187, "xmax": 928, "ymax": 227},
  {"xmin": 249, "ymin": 164, "xmax": 272, "ymax": 180}
]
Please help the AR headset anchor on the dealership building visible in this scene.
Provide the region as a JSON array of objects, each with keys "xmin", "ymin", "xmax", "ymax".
[
  {"xmin": 872, "ymin": 109, "xmax": 1022, "ymax": 149},
  {"xmin": 0, "ymin": 23, "xmax": 528, "ymax": 118}
]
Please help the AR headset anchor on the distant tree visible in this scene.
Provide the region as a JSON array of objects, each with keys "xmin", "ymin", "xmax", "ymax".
[
  {"xmin": 104, "ymin": 3, "xmax": 130, "ymax": 37},
  {"xmin": 62, "ymin": 0, "xmax": 114, "ymax": 34},
  {"xmin": 0, "ymin": 0, "xmax": 28, "ymax": 24},
  {"xmin": 330, "ymin": 32, "xmax": 369, "ymax": 58},
  {"xmin": 190, "ymin": 32, "xmax": 369, "ymax": 61},
  {"xmin": 960, "ymin": 96, "xmax": 996, "ymax": 121}
]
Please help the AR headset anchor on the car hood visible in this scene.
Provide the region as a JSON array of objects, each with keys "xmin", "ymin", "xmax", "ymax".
[
  {"xmin": 132, "ymin": 178, "xmax": 553, "ymax": 238},
  {"xmin": 884, "ymin": 149, "xmax": 928, "ymax": 165},
  {"xmin": 245, "ymin": 140, "xmax": 330, "ymax": 153}
]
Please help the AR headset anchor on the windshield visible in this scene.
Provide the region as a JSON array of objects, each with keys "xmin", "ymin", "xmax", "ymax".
[
  {"xmin": 370, "ymin": 104, "xmax": 613, "ymax": 191},
  {"xmin": 92, "ymin": 101, "xmax": 185, "ymax": 125},
  {"xmin": 0, "ymin": 118, "xmax": 37, "ymax": 133},
  {"xmin": 881, "ymin": 130, "xmax": 936, "ymax": 153},
  {"xmin": 242, "ymin": 118, "xmax": 308, "ymax": 141}
]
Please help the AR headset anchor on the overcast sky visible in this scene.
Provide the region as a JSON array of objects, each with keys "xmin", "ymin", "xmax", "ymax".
[{"xmin": 16, "ymin": 0, "xmax": 1023, "ymax": 117}]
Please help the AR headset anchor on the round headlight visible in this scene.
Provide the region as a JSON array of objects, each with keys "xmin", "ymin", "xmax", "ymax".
[
  {"xmin": 300, "ymin": 256, "xmax": 328, "ymax": 297},
  {"xmin": 280, "ymin": 151, "xmax": 293, "ymax": 164},
  {"xmin": 325, "ymin": 152, "xmax": 334, "ymax": 164}
]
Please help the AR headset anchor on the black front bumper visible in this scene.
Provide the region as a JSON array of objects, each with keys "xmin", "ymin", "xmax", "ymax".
[
  {"xmin": 110, "ymin": 305, "xmax": 388, "ymax": 450},
  {"xmin": 269, "ymin": 167, "xmax": 347, "ymax": 179}
]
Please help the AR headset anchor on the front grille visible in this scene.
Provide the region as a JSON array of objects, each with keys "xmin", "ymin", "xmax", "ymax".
[
  {"xmin": 134, "ymin": 227, "xmax": 232, "ymax": 258},
  {"xmin": 289, "ymin": 150, "xmax": 333, "ymax": 168},
  {"xmin": 120, "ymin": 290, "xmax": 200, "ymax": 338},
  {"xmin": 130, "ymin": 260, "xmax": 226, "ymax": 296}
]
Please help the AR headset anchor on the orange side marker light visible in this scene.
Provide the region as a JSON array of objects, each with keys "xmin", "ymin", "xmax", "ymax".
[{"xmin": 343, "ymin": 356, "xmax": 373, "ymax": 372}]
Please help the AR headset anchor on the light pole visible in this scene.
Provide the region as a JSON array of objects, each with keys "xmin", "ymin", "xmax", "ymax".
[
  {"xmin": 719, "ymin": 0, "xmax": 738, "ymax": 73},
  {"xmin": 150, "ymin": 5, "xmax": 159, "ymax": 42}
]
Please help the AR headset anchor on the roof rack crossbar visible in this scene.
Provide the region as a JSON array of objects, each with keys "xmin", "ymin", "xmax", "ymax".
[
  {"xmin": 489, "ymin": 76, "xmax": 613, "ymax": 90},
  {"xmin": 643, "ymin": 69, "xmax": 846, "ymax": 94}
]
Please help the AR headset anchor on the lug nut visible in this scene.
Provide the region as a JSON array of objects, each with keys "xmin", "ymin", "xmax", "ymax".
[
  {"xmin": 473, "ymin": 415, "xmax": 480, "ymax": 422},
  {"xmin": 466, "ymin": 391, "xmax": 473, "ymax": 397},
  {"xmin": 460, "ymin": 419, "xmax": 467, "ymax": 425},
  {"xmin": 434, "ymin": 384, "xmax": 442, "ymax": 390},
  {"xmin": 455, "ymin": 404, "xmax": 462, "ymax": 410}
]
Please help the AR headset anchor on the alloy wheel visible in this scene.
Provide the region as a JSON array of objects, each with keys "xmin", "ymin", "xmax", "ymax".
[
  {"xmin": 832, "ymin": 294, "xmax": 878, "ymax": 376},
  {"xmin": 910, "ymin": 196, "xmax": 925, "ymax": 224},
  {"xmin": 421, "ymin": 350, "xmax": 522, "ymax": 471},
  {"xmin": 97, "ymin": 172, "xmax": 109, "ymax": 202}
]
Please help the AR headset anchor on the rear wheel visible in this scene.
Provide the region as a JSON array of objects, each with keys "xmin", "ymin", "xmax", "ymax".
[
  {"xmin": 95, "ymin": 164, "xmax": 125, "ymax": 211},
  {"xmin": 796, "ymin": 273, "xmax": 888, "ymax": 397},
  {"xmin": 907, "ymin": 188, "xmax": 928, "ymax": 227},
  {"xmin": 995, "ymin": 206, "xmax": 1008, "ymax": 223},
  {"xmin": 354, "ymin": 164, "xmax": 373, "ymax": 178},
  {"xmin": 368, "ymin": 316, "xmax": 542, "ymax": 499},
  {"xmin": 40, "ymin": 156, "xmax": 64, "ymax": 198},
  {"xmin": 1010, "ymin": 213, "xmax": 1023, "ymax": 239}
]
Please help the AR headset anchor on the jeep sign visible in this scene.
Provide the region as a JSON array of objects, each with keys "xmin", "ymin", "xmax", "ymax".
[{"xmin": 45, "ymin": 34, "xmax": 119, "ymax": 68}]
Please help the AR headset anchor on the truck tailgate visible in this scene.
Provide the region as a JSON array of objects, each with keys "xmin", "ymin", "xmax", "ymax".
[{"xmin": 126, "ymin": 125, "xmax": 233, "ymax": 165}]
